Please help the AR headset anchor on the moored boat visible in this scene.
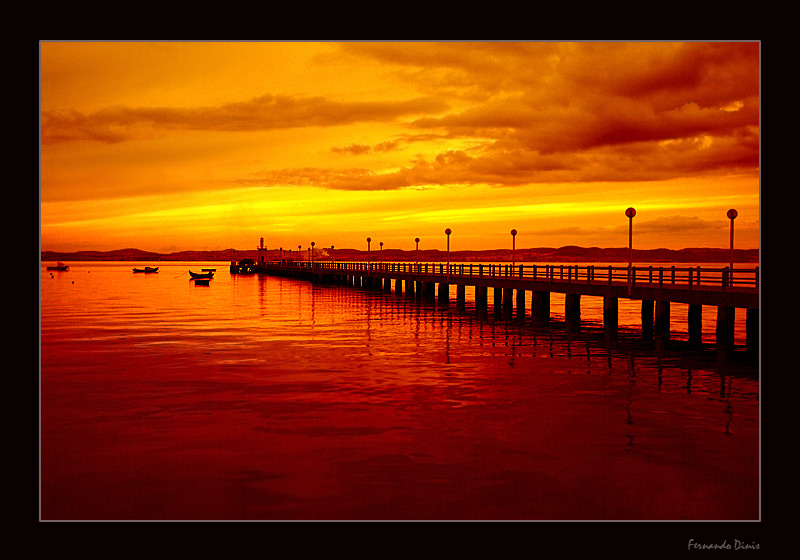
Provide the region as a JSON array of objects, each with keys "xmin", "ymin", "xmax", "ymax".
[
  {"xmin": 201, "ymin": 268, "xmax": 217, "ymax": 272},
  {"xmin": 189, "ymin": 270, "xmax": 214, "ymax": 279},
  {"xmin": 133, "ymin": 266, "xmax": 159, "ymax": 273},
  {"xmin": 46, "ymin": 262, "xmax": 69, "ymax": 271}
]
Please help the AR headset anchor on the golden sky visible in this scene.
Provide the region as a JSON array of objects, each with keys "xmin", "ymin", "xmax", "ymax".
[{"xmin": 40, "ymin": 41, "xmax": 760, "ymax": 254}]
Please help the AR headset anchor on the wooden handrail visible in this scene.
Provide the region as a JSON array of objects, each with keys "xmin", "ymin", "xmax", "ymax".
[{"xmin": 262, "ymin": 261, "xmax": 760, "ymax": 289}]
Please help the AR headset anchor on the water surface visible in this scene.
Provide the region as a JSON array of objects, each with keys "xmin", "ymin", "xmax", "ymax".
[{"xmin": 40, "ymin": 262, "xmax": 759, "ymax": 520}]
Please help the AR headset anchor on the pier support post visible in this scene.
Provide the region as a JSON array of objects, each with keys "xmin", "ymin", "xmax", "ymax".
[
  {"xmin": 385, "ymin": 277, "xmax": 392, "ymax": 292},
  {"xmin": 689, "ymin": 304, "xmax": 702, "ymax": 348},
  {"xmin": 475, "ymin": 286, "xmax": 488, "ymax": 314},
  {"xmin": 406, "ymin": 279, "xmax": 415, "ymax": 298},
  {"xmin": 395, "ymin": 277, "xmax": 402, "ymax": 295},
  {"xmin": 494, "ymin": 287, "xmax": 503, "ymax": 316},
  {"xmin": 655, "ymin": 300, "xmax": 670, "ymax": 342},
  {"xmin": 642, "ymin": 300, "xmax": 654, "ymax": 341},
  {"xmin": 565, "ymin": 293, "xmax": 581, "ymax": 331},
  {"xmin": 502, "ymin": 288, "xmax": 513, "ymax": 315},
  {"xmin": 456, "ymin": 284, "xmax": 466, "ymax": 309},
  {"xmin": 716, "ymin": 306, "xmax": 735, "ymax": 352},
  {"xmin": 516, "ymin": 289, "xmax": 525, "ymax": 319},
  {"xmin": 603, "ymin": 296, "xmax": 618, "ymax": 334},
  {"xmin": 438, "ymin": 282, "xmax": 449, "ymax": 304},
  {"xmin": 746, "ymin": 308, "xmax": 759, "ymax": 355},
  {"xmin": 415, "ymin": 280, "xmax": 423, "ymax": 300},
  {"xmin": 532, "ymin": 291, "xmax": 550, "ymax": 322},
  {"xmin": 424, "ymin": 282, "xmax": 435, "ymax": 301}
]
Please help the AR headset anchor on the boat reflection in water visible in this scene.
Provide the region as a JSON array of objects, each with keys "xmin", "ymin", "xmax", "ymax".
[{"xmin": 39, "ymin": 262, "xmax": 759, "ymax": 521}]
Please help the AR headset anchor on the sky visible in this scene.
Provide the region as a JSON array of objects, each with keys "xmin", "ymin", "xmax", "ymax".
[{"xmin": 40, "ymin": 41, "xmax": 760, "ymax": 254}]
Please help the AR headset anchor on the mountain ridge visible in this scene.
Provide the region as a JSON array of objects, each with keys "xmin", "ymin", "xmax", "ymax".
[{"xmin": 41, "ymin": 246, "xmax": 760, "ymax": 263}]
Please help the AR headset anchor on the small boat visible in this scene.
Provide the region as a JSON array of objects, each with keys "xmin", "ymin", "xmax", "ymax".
[
  {"xmin": 46, "ymin": 262, "xmax": 69, "ymax": 271},
  {"xmin": 133, "ymin": 266, "xmax": 159, "ymax": 273},
  {"xmin": 194, "ymin": 278, "xmax": 211, "ymax": 286},
  {"xmin": 201, "ymin": 268, "xmax": 217, "ymax": 272},
  {"xmin": 189, "ymin": 270, "xmax": 214, "ymax": 279}
]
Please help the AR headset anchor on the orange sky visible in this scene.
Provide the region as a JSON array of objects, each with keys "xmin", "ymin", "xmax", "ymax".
[{"xmin": 40, "ymin": 41, "xmax": 760, "ymax": 254}]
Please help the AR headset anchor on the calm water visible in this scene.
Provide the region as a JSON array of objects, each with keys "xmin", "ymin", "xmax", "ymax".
[{"xmin": 40, "ymin": 261, "xmax": 760, "ymax": 520}]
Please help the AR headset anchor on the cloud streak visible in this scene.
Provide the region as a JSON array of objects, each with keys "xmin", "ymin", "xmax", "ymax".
[{"xmin": 41, "ymin": 94, "xmax": 449, "ymax": 145}]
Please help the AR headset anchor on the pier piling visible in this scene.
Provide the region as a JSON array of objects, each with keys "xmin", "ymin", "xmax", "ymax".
[
  {"xmin": 689, "ymin": 304, "xmax": 703, "ymax": 348},
  {"xmin": 603, "ymin": 296, "xmax": 618, "ymax": 334},
  {"xmin": 655, "ymin": 300, "xmax": 670, "ymax": 342},
  {"xmin": 247, "ymin": 259, "xmax": 758, "ymax": 355},
  {"xmin": 566, "ymin": 293, "xmax": 581, "ymax": 331},
  {"xmin": 717, "ymin": 306, "xmax": 736, "ymax": 351},
  {"xmin": 532, "ymin": 291, "xmax": 550, "ymax": 322}
]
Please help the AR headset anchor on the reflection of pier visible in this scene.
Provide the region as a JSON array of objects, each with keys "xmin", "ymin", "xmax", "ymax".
[{"xmin": 241, "ymin": 261, "xmax": 759, "ymax": 353}]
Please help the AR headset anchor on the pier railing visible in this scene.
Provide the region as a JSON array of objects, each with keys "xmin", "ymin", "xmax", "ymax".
[{"xmin": 268, "ymin": 261, "xmax": 759, "ymax": 290}]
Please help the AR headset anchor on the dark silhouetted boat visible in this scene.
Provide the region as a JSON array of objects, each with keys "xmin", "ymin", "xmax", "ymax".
[
  {"xmin": 133, "ymin": 267, "xmax": 159, "ymax": 273},
  {"xmin": 189, "ymin": 270, "xmax": 214, "ymax": 279},
  {"xmin": 201, "ymin": 268, "xmax": 217, "ymax": 272},
  {"xmin": 46, "ymin": 262, "xmax": 69, "ymax": 271}
]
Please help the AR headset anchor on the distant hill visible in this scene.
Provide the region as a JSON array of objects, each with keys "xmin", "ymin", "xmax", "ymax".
[{"xmin": 41, "ymin": 246, "xmax": 760, "ymax": 263}]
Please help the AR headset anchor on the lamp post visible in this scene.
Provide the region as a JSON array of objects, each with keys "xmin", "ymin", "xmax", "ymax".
[
  {"xmin": 366, "ymin": 237, "xmax": 371, "ymax": 267},
  {"xmin": 625, "ymin": 207, "xmax": 636, "ymax": 293},
  {"xmin": 380, "ymin": 241, "xmax": 383, "ymax": 261},
  {"xmin": 727, "ymin": 209, "xmax": 737, "ymax": 269},
  {"xmin": 445, "ymin": 228, "xmax": 451, "ymax": 278},
  {"xmin": 727, "ymin": 208, "xmax": 738, "ymax": 285},
  {"xmin": 311, "ymin": 241, "xmax": 315, "ymax": 268},
  {"xmin": 511, "ymin": 229, "xmax": 517, "ymax": 267}
]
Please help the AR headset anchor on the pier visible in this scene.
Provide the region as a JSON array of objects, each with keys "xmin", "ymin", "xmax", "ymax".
[{"xmin": 234, "ymin": 259, "xmax": 759, "ymax": 353}]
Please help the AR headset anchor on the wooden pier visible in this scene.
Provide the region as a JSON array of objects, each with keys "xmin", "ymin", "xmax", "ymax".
[{"xmin": 237, "ymin": 260, "xmax": 759, "ymax": 353}]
